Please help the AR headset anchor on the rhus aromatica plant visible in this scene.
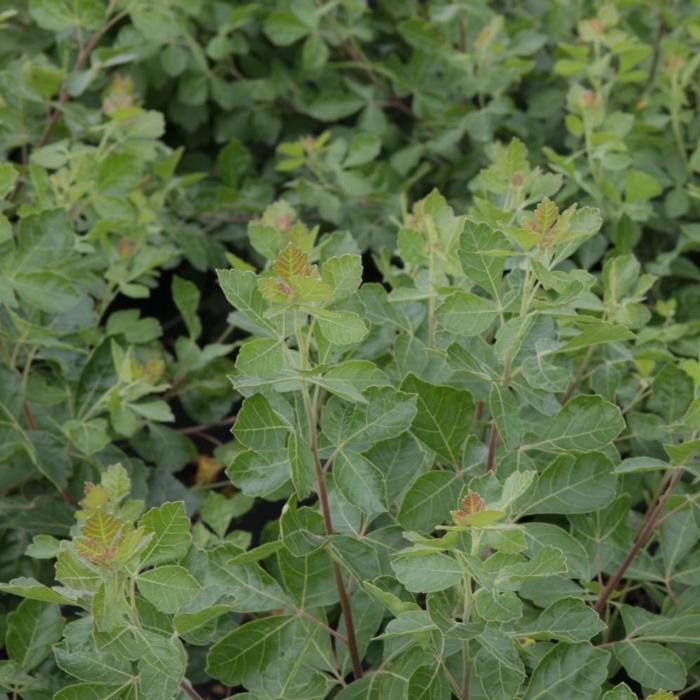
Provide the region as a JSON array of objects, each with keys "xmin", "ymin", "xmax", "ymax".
[
  {"xmin": 1, "ymin": 2, "xmax": 700, "ymax": 699},
  {"xmin": 6, "ymin": 144, "xmax": 697, "ymax": 699}
]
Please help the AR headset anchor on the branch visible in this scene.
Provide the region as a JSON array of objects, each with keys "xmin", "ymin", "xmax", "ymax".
[
  {"xmin": 593, "ymin": 469, "xmax": 682, "ymax": 614},
  {"xmin": 310, "ymin": 438, "xmax": 364, "ymax": 679}
]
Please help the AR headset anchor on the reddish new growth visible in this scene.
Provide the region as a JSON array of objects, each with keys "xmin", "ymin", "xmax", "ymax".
[{"xmin": 451, "ymin": 491, "xmax": 485, "ymax": 525}]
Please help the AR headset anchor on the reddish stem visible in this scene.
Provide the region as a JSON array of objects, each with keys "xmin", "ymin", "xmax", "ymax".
[
  {"xmin": 593, "ymin": 470, "xmax": 682, "ymax": 614},
  {"xmin": 311, "ymin": 440, "xmax": 364, "ymax": 679},
  {"xmin": 486, "ymin": 423, "xmax": 499, "ymax": 471}
]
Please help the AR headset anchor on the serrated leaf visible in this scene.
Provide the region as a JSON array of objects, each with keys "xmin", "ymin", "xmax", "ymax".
[
  {"xmin": 334, "ymin": 449, "xmax": 387, "ymax": 513},
  {"xmin": 137, "ymin": 565, "xmax": 200, "ymax": 613},
  {"xmin": 0, "ymin": 577, "xmax": 74, "ymax": 605},
  {"xmin": 6, "ymin": 600, "xmax": 64, "ymax": 671},
  {"xmin": 523, "ymin": 642, "xmax": 610, "ymax": 700},
  {"xmin": 399, "ymin": 470, "xmax": 464, "ymax": 534},
  {"xmin": 523, "ymin": 395, "xmax": 624, "ymax": 453},
  {"xmin": 435, "ymin": 290, "xmax": 498, "ymax": 337},
  {"xmin": 288, "ymin": 431, "xmax": 315, "ymax": 499},
  {"xmin": 207, "ymin": 615, "xmax": 297, "ymax": 686},
  {"xmin": 521, "ymin": 452, "xmax": 616, "ymax": 515},
  {"xmin": 392, "ymin": 550, "xmax": 462, "ymax": 592},
  {"xmin": 140, "ymin": 502, "xmax": 191, "ymax": 566},
  {"xmin": 519, "ymin": 597, "xmax": 606, "ymax": 642},
  {"xmin": 613, "ymin": 641, "xmax": 685, "ymax": 691},
  {"xmin": 234, "ymin": 394, "xmax": 290, "ymax": 450},
  {"xmin": 401, "ymin": 373, "xmax": 474, "ymax": 466}
]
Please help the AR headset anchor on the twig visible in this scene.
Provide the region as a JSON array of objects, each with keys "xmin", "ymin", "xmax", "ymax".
[
  {"xmin": 22, "ymin": 402, "xmax": 37, "ymax": 430},
  {"xmin": 485, "ymin": 423, "xmax": 499, "ymax": 471},
  {"xmin": 295, "ymin": 607, "xmax": 348, "ymax": 644},
  {"xmin": 593, "ymin": 469, "xmax": 682, "ymax": 614},
  {"xmin": 177, "ymin": 416, "xmax": 236, "ymax": 435}
]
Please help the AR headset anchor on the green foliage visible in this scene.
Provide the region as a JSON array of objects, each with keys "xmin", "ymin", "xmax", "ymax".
[{"xmin": 1, "ymin": 1, "xmax": 700, "ymax": 698}]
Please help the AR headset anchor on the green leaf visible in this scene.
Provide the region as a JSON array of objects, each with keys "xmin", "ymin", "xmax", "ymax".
[
  {"xmin": 523, "ymin": 642, "xmax": 610, "ymax": 700},
  {"xmin": 399, "ymin": 470, "xmax": 464, "ymax": 534},
  {"xmin": 217, "ymin": 139, "xmax": 252, "ymax": 187},
  {"xmin": 137, "ymin": 631, "xmax": 187, "ymax": 700},
  {"xmin": 321, "ymin": 255, "xmax": 363, "ymax": 299},
  {"xmin": 459, "ymin": 221, "xmax": 508, "ymax": 298},
  {"xmin": 519, "ymin": 597, "xmax": 606, "ymax": 642},
  {"xmin": 559, "ymin": 322, "xmax": 634, "ymax": 352},
  {"xmin": 171, "ymin": 275, "xmax": 202, "ymax": 340},
  {"xmin": 217, "ymin": 269, "xmax": 277, "ymax": 335},
  {"xmin": 207, "ymin": 544, "xmax": 289, "ymax": 612},
  {"xmin": 63, "ymin": 419, "xmax": 111, "ymax": 456},
  {"xmin": 407, "ymin": 664, "xmax": 451, "ymax": 700},
  {"xmin": 523, "ymin": 395, "xmax": 624, "ymax": 453},
  {"xmin": 648, "ymin": 364, "xmax": 694, "ymax": 422},
  {"xmin": 489, "ymin": 384, "xmax": 521, "ymax": 450},
  {"xmin": 312, "ymin": 308, "xmax": 368, "ymax": 345},
  {"xmin": 324, "ymin": 387, "xmax": 417, "ymax": 451},
  {"xmin": 472, "ymin": 628, "xmax": 526, "ymax": 700},
  {"xmin": 334, "ymin": 449, "xmax": 387, "ymax": 513},
  {"xmin": 0, "ymin": 162, "xmax": 18, "ymax": 197},
  {"xmin": 140, "ymin": 502, "xmax": 192, "ymax": 566},
  {"xmin": 601, "ymin": 684, "xmax": 637, "ymax": 700},
  {"xmin": 521, "ymin": 452, "xmax": 616, "ymax": 515},
  {"xmin": 435, "ymin": 291, "xmax": 498, "ymax": 337},
  {"xmin": 54, "ymin": 647, "xmax": 134, "ymax": 686},
  {"xmin": 400, "ymin": 373, "xmax": 474, "ymax": 465},
  {"xmin": 263, "ymin": 10, "xmax": 310, "ymax": 46},
  {"xmin": 6, "ymin": 599, "xmax": 64, "ymax": 671},
  {"xmin": 625, "ymin": 169, "xmax": 662, "ymax": 202},
  {"xmin": 392, "ymin": 550, "xmax": 462, "ymax": 592},
  {"xmin": 613, "ymin": 641, "xmax": 685, "ymax": 691},
  {"xmin": 137, "ymin": 565, "xmax": 200, "ymax": 613},
  {"xmin": 307, "ymin": 91, "xmax": 364, "ymax": 121},
  {"xmin": 495, "ymin": 546, "xmax": 568, "ymax": 584},
  {"xmin": 207, "ymin": 615, "xmax": 297, "ymax": 686},
  {"xmin": 288, "ymin": 431, "xmax": 315, "ymax": 499},
  {"xmin": 474, "ymin": 589, "xmax": 522, "ymax": 622},
  {"xmin": 0, "ymin": 577, "xmax": 74, "ymax": 604},
  {"xmin": 234, "ymin": 394, "xmax": 291, "ymax": 450},
  {"xmin": 345, "ymin": 133, "xmax": 382, "ymax": 168},
  {"xmin": 523, "ymin": 523, "xmax": 591, "ymax": 579},
  {"xmin": 130, "ymin": 400, "xmax": 174, "ymax": 423},
  {"xmin": 227, "ymin": 448, "xmax": 290, "ymax": 496},
  {"xmin": 236, "ymin": 338, "xmax": 285, "ymax": 378},
  {"xmin": 13, "ymin": 271, "xmax": 81, "ymax": 313}
]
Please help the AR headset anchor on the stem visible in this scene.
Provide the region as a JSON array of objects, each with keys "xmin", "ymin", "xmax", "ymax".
[
  {"xmin": 180, "ymin": 679, "xmax": 205, "ymax": 700},
  {"xmin": 294, "ymin": 308, "xmax": 364, "ymax": 680},
  {"xmin": 485, "ymin": 424, "xmax": 499, "ymax": 471},
  {"xmin": 295, "ymin": 607, "xmax": 348, "ymax": 644},
  {"xmin": 670, "ymin": 72, "xmax": 690, "ymax": 172},
  {"xmin": 311, "ymin": 439, "xmax": 364, "ymax": 679},
  {"xmin": 426, "ymin": 219, "xmax": 438, "ymax": 348},
  {"xmin": 593, "ymin": 469, "xmax": 682, "ymax": 614}
]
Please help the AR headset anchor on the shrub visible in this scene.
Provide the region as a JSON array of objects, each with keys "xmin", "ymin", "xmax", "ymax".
[{"xmin": 0, "ymin": 2, "xmax": 699, "ymax": 699}]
